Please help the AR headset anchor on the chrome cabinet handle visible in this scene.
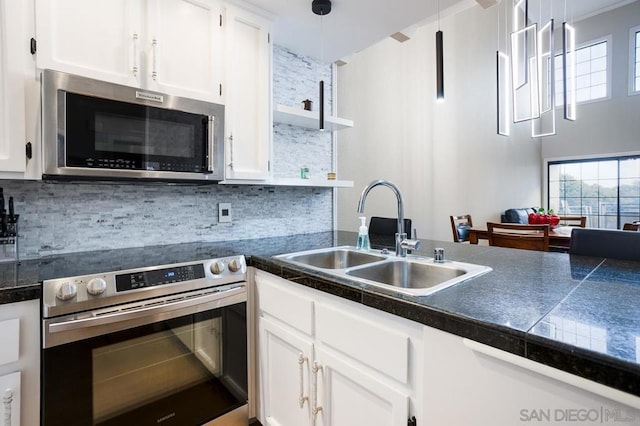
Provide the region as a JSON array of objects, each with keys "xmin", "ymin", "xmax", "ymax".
[
  {"xmin": 3, "ymin": 389, "xmax": 13, "ymax": 426},
  {"xmin": 151, "ymin": 37, "xmax": 158, "ymax": 80},
  {"xmin": 312, "ymin": 361, "xmax": 323, "ymax": 424},
  {"xmin": 298, "ymin": 353, "xmax": 309, "ymax": 408},
  {"xmin": 132, "ymin": 33, "xmax": 139, "ymax": 77},
  {"xmin": 228, "ymin": 134, "xmax": 234, "ymax": 170}
]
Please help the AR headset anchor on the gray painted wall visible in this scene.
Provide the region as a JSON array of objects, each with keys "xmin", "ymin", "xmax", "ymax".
[
  {"xmin": 541, "ymin": 1, "xmax": 640, "ymax": 160},
  {"xmin": 1, "ymin": 45, "xmax": 335, "ymax": 259}
]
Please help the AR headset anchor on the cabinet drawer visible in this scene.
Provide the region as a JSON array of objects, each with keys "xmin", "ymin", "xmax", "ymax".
[
  {"xmin": 256, "ymin": 270, "xmax": 314, "ymax": 336},
  {"xmin": 0, "ymin": 318, "xmax": 19, "ymax": 366},
  {"xmin": 316, "ymin": 303, "xmax": 409, "ymax": 384}
]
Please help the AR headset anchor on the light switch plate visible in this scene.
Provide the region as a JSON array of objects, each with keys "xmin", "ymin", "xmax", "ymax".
[{"xmin": 219, "ymin": 203, "xmax": 232, "ymax": 223}]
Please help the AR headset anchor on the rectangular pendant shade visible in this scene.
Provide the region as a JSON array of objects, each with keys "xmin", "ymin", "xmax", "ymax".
[
  {"xmin": 436, "ymin": 30, "xmax": 444, "ymax": 100},
  {"xmin": 563, "ymin": 22, "xmax": 576, "ymax": 121},
  {"xmin": 319, "ymin": 80, "xmax": 325, "ymax": 130}
]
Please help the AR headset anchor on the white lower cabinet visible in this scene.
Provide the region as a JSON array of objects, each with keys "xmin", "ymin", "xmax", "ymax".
[
  {"xmin": 422, "ymin": 326, "xmax": 640, "ymax": 426},
  {"xmin": 259, "ymin": 317, "xmax": 314, "ymax": 426},
  {"xmin": 314, "ymin": 347, "xmax": 409, "ymax": 426},
  {"xmin": 0, "ymin": 299, "xmax": 39, "ymax": 426},
  {"xmin": 255, "ymin": 270, "xmax": 422, "ymax": 426}
]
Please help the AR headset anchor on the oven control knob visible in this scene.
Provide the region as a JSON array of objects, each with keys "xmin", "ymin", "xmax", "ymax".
[
  {"xmin": 228, "ymin": 258, "xmax": 242, "ymax": 272},
  {"xmin": 56, "ymin": 282, "xmax": 77, "ymax": 301},
  {"xmin": 210, "ymin": 261, "xmax": 225, "ymax": 275},
  {"xmin": 87, "ymin": 278, "xmax": 107, "ymax": 296}
]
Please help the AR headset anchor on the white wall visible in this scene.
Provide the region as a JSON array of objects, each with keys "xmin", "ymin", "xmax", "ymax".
[{"xmin": 336, "ymin": 4, "xmax": 541, "ymax": 242}]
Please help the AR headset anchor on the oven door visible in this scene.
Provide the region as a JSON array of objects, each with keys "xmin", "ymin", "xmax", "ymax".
[{"xmin": 42, "ymin": 286, "xmax": 247, "ymax": 426}]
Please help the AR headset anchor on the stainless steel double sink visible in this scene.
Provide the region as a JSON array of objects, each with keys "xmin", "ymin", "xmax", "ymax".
[{"xmin": 275, "ymin": 246, "xmax": 492, "ymax": 296}]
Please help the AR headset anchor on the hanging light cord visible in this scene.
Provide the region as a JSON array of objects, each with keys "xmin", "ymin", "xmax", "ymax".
[{"xmin": 320, "ymin": 12, "xmax": 324, "ymax": 66}]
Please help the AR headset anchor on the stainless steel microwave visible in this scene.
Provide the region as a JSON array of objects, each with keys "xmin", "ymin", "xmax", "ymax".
[{"xmin": 42, "ymin": 69, "xmax": 225, "ymax": 182}]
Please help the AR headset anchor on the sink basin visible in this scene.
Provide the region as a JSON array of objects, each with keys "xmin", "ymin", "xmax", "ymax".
[
  {"xmin": 275, "ymin": 246, "xmax": 492, "ymax": 296},
  {"xmin": 282, "ymin": 248, "xmax": 386, "ymax": 269},
  {"xmin": 346, "ymin": 260, "xmax": 465, "ymax": 289}
]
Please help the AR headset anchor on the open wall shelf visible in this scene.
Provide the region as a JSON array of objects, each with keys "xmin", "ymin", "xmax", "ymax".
[
  {"xmin": 220, "ymin": 178, "xmax": 353, "ymax": 188},
  {"xmin": 273, "ymin": 104, "xmax": 354, "ymax": 131}
]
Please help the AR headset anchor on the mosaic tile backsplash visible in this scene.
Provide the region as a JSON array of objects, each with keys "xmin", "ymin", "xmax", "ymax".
[
  {"xmin": 2, "ymin": 45, "xmax": 336, "ymax": 259},
  {"xmin": 2, "ymin": 181, "xmax": 333, "ymax": 259}
]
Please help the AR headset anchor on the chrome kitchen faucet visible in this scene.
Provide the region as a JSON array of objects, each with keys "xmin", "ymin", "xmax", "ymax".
[{"xmin": 357, "ymin": 180, "xmax": 420, "ymax": 257}]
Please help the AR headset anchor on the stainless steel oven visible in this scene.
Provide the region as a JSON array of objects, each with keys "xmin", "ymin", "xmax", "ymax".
[
  {"xmin": 41, "ymin": 256, "xmax": 248, "ymax": 426},
  {"xmin": 42, "ymin": 69, "xmax": 225, "ymax": 182}
]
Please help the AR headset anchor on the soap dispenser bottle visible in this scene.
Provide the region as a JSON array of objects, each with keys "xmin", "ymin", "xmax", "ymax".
[{"xmin": 356, "ymin": 216, "xmax": 371, "ymax": 251}]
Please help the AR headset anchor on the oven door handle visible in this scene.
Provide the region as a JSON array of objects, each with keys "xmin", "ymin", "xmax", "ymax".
[{"xmin": 45, "ymin": 285, "xmax": 246, "ymax": 342}]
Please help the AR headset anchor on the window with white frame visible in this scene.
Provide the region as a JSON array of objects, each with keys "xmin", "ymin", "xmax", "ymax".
[
  {"xmin": 631, "ymin": 25, "xmax": 640, "ymax": 95},
  {"xmin": 555, "ymin": 38, "xmax": 610, "ymax": 106}
]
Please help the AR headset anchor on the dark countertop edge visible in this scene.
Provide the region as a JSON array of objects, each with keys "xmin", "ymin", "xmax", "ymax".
[
  {"xmin": 249, "ymin": 255, "xmax": 640, "ymax": 399},
  {"xmin": 526, "ymin": 334, "xmax": 640, "ymax": 396},
  {"xmin": 0, "ymin": 284, "xmax": 42, "ymax": 305}
]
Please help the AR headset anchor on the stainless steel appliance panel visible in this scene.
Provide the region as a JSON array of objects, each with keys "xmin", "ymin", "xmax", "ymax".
[
  {"xmin": 41, "ymin": 256, "xmax": 249, "ymax": 426},
  {"xmin": 42, "ymin": 69, "xmax": 225, "ymax": 182}
]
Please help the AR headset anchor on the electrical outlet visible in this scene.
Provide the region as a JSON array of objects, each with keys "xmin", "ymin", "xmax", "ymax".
[{"xmin": 218, "ymin": 203, "xmax": 232, "ymax": 223}]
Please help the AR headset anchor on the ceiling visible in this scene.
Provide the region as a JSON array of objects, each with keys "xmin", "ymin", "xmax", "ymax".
[{"xmin": 230, "ymin": 0, "xmax": 636, "ymax": 63}]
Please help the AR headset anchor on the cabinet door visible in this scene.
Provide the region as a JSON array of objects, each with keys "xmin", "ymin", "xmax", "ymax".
[
  {"xmin": 259, "ymin": 317, "xmax": 313, "ymax": 426},
  {"xmin": 0, "ymin": 0, "xmax": 27, "ymax": 174},
  {"xmin": 314, "ymin": 347, "xmax": 409, "ymax": 426},
  {"xmin": 0, "ymin": 372, "xmax": 20, "ymax": 426},
  {"xmin": 146, "ymin": 0, "xmax": 223, "ymax": 102},
  {"xmin": 224, "ymin": 5, "xmax": 271, "ymax": 181},
  {"xmin": 423, "ymin": 326, "xmax": 640, "ymax": 426},
  {"xmin": 35, "ymin": 0, "xmax": 141, "ymax": 86}
]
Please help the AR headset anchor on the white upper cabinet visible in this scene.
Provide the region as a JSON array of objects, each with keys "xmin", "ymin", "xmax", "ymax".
[
  {"xmin": 223, "ymin": 5, "xmax": 271, "ymax": 181},
  {"xmin": 35, "ymin": 0, "xmax": 224, "ymax": 103},
  {"xmin": 0, "ymin": 0, "xmax": 28, "ymax": 175},
  {"xmin": 35, "ymin": 0, "xmax": 141, "ymax": 87},
  {"xmin": 145, "ymin": 0, "xmax": 223, "ymax": 102}
]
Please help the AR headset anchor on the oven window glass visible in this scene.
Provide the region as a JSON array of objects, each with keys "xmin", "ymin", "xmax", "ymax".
[
  {"xmin": 42, "ymin": 303, "xmax": 247, "ymax": 426},
  {"xmin": 64, "ymin": 92, "xmax": 208, "ymax": 173}
]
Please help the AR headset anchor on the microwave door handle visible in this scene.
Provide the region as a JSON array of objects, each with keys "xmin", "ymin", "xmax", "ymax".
[{"xmin": 207, "ymin": 116, "xmax": 215, "ymax": 172}]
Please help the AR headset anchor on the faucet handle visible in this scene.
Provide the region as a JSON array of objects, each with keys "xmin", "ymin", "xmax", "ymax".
[
  {"xmin": 396, "ymin": 233, "xmax": 421, "ymax": 256},
  {"xmin": 401, "ymin": 238, "xmax": 421, "ymax": 251}
]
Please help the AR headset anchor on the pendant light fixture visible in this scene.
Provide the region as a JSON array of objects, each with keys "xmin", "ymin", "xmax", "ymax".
[
  {"xmin": 313, "ymin": 0, "xmax": 331, "ymax": 131},
  {"xmin": 436, "ymin": 0, "xmax": 444, "ymax": 101}
]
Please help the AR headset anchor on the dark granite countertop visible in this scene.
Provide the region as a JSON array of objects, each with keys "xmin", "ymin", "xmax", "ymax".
[{"xmin": 2, "ymin": 231, "xmax": 639, "ymax": 398}]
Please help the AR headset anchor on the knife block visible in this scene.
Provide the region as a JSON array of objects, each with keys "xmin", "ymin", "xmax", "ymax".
[{"xmin": 0, "ymin": 220, "xmax": 19, "ymax": 263}]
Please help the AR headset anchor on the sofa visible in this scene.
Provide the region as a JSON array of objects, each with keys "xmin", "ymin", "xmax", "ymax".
[{"xmin": 501, "ymin": 207, "xmax": 537, "ymax": 224}]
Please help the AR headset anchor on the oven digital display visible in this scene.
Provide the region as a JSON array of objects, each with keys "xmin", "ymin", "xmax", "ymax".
[{"xmin": 115, "ymin": 264, "xmax": 206, "ymax": 292}]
